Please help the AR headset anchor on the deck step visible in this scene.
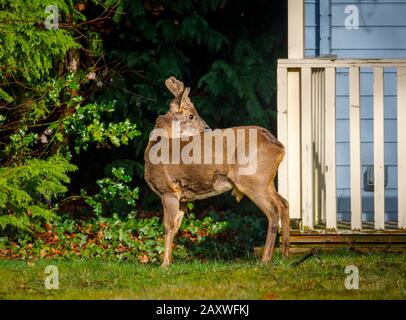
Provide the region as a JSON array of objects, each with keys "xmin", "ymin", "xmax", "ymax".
[{"xmin": 254, "ymin": 231, "xmax": 406, "ymax": 255}]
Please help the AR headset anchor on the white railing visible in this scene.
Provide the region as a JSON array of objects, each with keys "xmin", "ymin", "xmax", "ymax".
[{"xmin": 277, "ymin": 59, "xmax": 406, "ymax": 231}]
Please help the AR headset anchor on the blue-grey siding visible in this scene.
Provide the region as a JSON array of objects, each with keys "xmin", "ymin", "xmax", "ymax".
[
  {"xmin": 305, "ymin": 0, "xmax": 319, "ymax": 56},
  {"xmin": 304, "ymin": 0, "xmax": 406, "ymax": 222},
  {"xmin": 305, "ymin": 0, "xmax": 406, "ymax": 59}
]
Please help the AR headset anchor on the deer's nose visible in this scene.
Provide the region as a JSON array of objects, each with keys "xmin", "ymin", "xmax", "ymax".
[{"xmin": 204, "ymin": 125, "xmax": 211, "ymax": 132}]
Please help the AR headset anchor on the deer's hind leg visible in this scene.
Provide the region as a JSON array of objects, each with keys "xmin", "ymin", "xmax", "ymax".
[
  {"xmin": 161, "ymin": 193, "xmax": 185, "ymax": 267},
  {"xmin": 233, "ymin": 183, "xmax": 279, "ymax": 262},
  {"xmin": 269, "ymin": 187, "xmax": 290, "ymax": 258}
]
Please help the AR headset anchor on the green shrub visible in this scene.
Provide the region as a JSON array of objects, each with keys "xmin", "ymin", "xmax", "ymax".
[
  {"xmin": 82, "ymin": 167, "xmax": 139, "ymax": 216},
  {"xmin": 179, "ymin": 211, "xmax": 266, "ymax": 260},
  {"xmin": 63, "ymin": 101, "xmax": 141, "ymax": 155},
  {"xmin": 0, "ymin": 156, "xmax": 77, "ymax": 236},
  {"xmin": 0, "ymin": 209, "xmax": 266, "ymax": 262}
]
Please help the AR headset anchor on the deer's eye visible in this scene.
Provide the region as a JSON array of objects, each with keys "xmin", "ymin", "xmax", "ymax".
[{"xmin": 188, "ymin": 114, "xmax": 194, "ymax": 120}]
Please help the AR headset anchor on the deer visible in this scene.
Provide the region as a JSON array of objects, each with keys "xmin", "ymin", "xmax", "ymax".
[{"xmin": 144, "ymin": 76, "xmax": 289, "ymax": 267}]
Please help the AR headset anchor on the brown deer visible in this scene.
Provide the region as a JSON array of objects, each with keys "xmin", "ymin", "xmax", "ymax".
[{"xmin": 144, "ymin": 76, "xmax": 289, "ymax": 267}]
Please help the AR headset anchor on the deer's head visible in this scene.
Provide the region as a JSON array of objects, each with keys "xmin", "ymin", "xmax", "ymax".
[{"xmin": 158, "ymin": 76, "xmax": 210, "ymax": 137}]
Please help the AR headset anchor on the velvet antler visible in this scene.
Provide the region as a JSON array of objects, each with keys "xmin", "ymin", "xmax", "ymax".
[{"xmin": 165, "ymin": 76, "xmax": 185, "ymax": 97}]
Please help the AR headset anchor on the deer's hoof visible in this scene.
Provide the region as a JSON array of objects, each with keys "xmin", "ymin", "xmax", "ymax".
[
  {"xmin": 260, "ymin": 256, "xmax": 272, "ymax": 263},
  {"xmin": 281, "ymin": 244, "xmax": 290, "ymax": 258}
]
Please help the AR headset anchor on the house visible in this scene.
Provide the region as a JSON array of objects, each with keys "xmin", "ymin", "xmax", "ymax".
[{"xmin": 278, "ymin": 0, "xmax": 406, "ymax": 239}]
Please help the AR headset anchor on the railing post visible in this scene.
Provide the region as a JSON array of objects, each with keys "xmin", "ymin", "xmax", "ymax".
[
  {"xmin": 373, "ymin": 67, "xmax": 385, "ymax": 230},
  {"xmin": 277, "ymin": 66, "xmax": 288, "ymax": 201},
  {"xmin": 398, "ymin": 67, "xmax": 406, "ymax": 229},
  {"xmin": 287, "ymin": 69, "xmax": 302, "ymax": 220},
  {"xmin": 349, "ymin": 67, "xmax": 362, "ymax": 230},
  {"xmin": 301, "ymin": 67, "xmax": 314, "ymax": 229},
  {"xmin": 320, "ymin": 70, "xmax": 326, "ymax": 224},
  {"xmin": 313, "ymin": 70, "xmax": 320, "ymax": 225},
  {"xmin": 325, "ymin": 67, "xmax": 337, "ymax": 230}
]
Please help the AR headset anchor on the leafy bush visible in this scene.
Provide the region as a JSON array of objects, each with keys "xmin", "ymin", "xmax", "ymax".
[
  {"xmin": 179, "ymin": 211, "xmax": 266, "ymax": 260},
  {"xmin": 0, "ymin": 156, "xmax": 77, "ymax": 236},
  {"xmin": 63, "ymin": 101, "xmax": 141, "ymax": 155},
  {"xmin": 82, "ymin": 167, "xmax": 139, "ymax": 216},
  {"xmin": 0, "ymin": 210, "xmax": 266, "ymax": 262}
]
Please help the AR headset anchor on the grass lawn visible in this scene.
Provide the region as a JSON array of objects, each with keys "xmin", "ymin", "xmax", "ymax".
[{"xmin": 0, "ymin": 250, "xmax": 405, "ymax": 299}]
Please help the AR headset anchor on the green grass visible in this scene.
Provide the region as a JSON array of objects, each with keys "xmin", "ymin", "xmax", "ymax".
[{"xmin": 1, "ymin": 250, "xmax": 405, "ymax": 299}]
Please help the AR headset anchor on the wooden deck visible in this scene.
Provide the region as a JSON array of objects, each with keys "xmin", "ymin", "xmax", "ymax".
[
  {"xmin": 283, "ymin": 220, "xmax": 406, "ymax": 254},
  {"xmin": 255, "ymin": 220, "xmax": 406, "ymax": 256},
  {"xmin": 314, "ymin": 220, "xmax": 399, "ymax": 231}
]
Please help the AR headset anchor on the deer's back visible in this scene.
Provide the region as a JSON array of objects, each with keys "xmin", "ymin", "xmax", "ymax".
[{"xmin": 144, "ymin": 126, "xmax": 284, "ymax": 201}]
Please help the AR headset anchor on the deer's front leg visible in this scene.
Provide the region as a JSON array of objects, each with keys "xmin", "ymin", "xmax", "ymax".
[{"xmin": 161, "ymin": 193, "xmax": 184, "ymax": 268}]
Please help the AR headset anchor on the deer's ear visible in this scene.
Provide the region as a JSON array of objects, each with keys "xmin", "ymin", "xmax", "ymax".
[
  {"xmin": 180, "ymin": 87, "xmax": 190, "ymax": 107},
  {"xmin": 169, "ymin": 87, "xmax": 190, "ymax": 113}
]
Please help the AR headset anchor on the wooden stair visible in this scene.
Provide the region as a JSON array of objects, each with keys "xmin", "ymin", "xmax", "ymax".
[{"xmin": 254, "ymin": 220, "xmax": 406, "ymax": 255}]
